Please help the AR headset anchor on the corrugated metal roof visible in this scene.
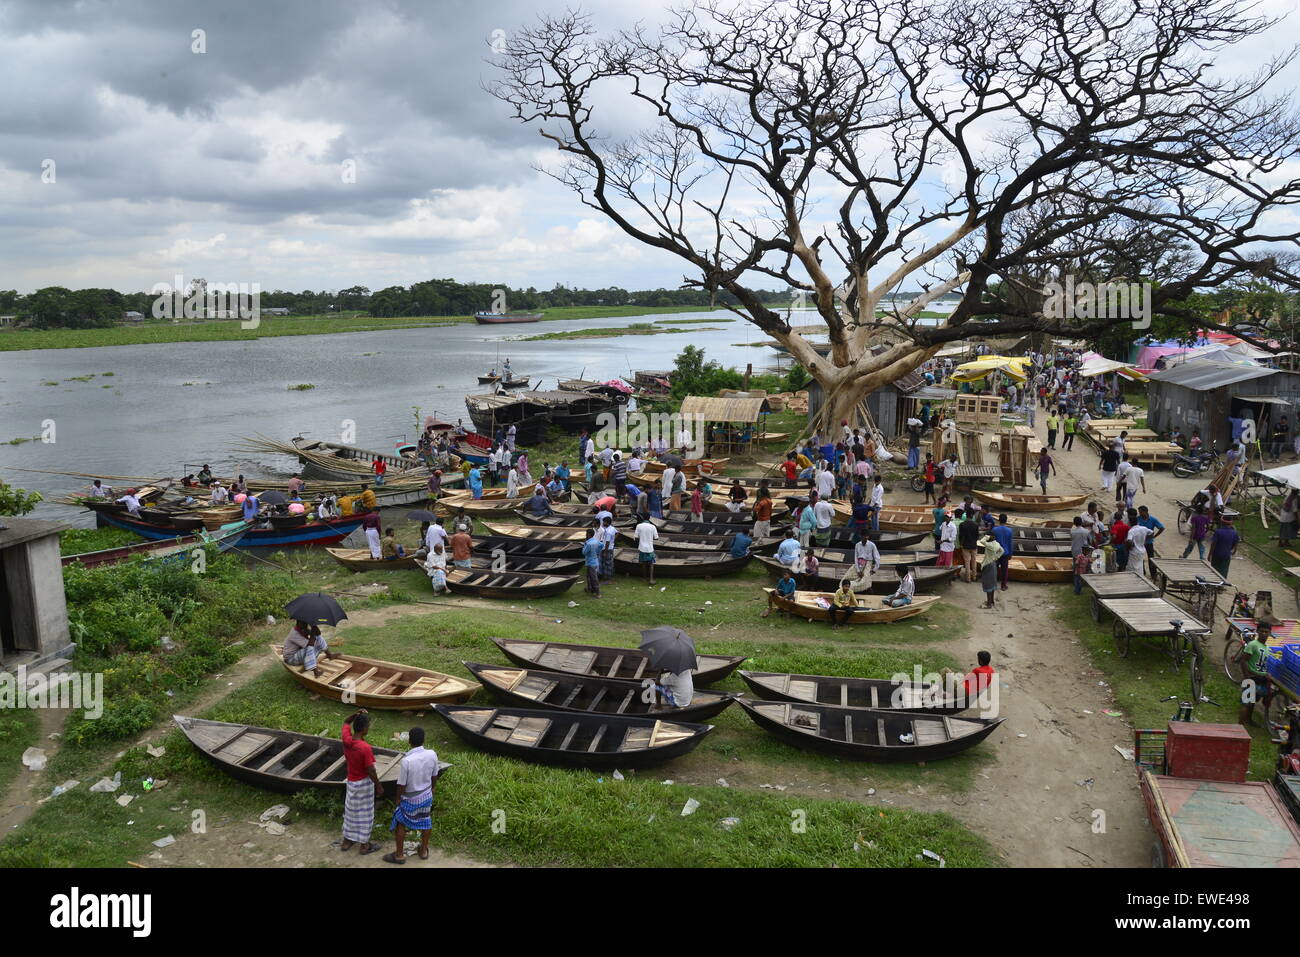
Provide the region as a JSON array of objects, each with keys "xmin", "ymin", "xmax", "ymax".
[
  {"xmin": 680, "ymin": 395, "xmax": 772, "ymax": 423},
  {"xmin": 1145, "ymin": 358, "xmax": 1276, "ymax": 390}
]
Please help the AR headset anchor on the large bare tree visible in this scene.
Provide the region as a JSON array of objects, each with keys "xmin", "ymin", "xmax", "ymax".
[{"xmin": 491, "ymin": 0, "xmax": 1300, "ymax": 431}]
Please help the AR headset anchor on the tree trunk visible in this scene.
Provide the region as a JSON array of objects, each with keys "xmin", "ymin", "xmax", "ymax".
[{"xmin": 810, "ymin": 376, "xmax": 873, "ymax": 441}]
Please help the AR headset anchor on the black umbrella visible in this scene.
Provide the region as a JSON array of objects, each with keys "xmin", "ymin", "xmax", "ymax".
[
  {"xmin": 260, "ymin": 490, "xmax": 288, "ymax": 506},
  {"xmin": 406, "ymin": 509, "xmax": 438, "ymax": 523},
  {"xmin": 638, "ymin": 626, "xmax": 698, "ymax": 674},
  {"xmin": 285, "ymin": 593, "xmax": 348, "ymax": 627},
  {"xmin": 658, "ymin": 453, "xmax": 685, "ymax": 470}
]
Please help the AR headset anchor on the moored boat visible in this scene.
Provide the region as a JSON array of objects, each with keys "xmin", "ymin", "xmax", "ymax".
[
  {"xmin": 445, "ymin": 567, "xmax": 578, "ymax": 599},
  {"xmin": 1005, "ymin": 556, "xmax": 1074, "ymax": 582},
  {"xmin": 972, "ymin": 490, "xmax": 1089, "ymax": 513},
  {"xmin": 738, "ymin": 669, "xmax": 969, "ymax": 713},
  {"xmin": 611, "ymin": 548, "xmax": 751, "ymax": 577},
  {"xmin": 753, "ymin": 554, "xmax": 957, "ymax": 592},
  {"xmin": 762, "ymin": 588, "xmax": 939, "ymax": 624},
  {"xmin": 490, "ymin": 636, "xmax": 747, "ymax": 685}
]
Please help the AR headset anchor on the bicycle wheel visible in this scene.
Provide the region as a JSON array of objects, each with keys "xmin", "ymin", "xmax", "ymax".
[
  {"xmin": 1113, "ymin": 619, "xmax": 1132, "ymax": 657},
  {"xmin": 1169, "ymin": 633, "xmax": 1185, "ymax": 666},
  {"xmin": 1189, "ymin": 645, "xmax": 1205, "ymax": 702},
  {"xmin": 909, "ymin": 475, "xmax": 925, "ymax": 493},
  {"xmin": 1177, "ymin": 508, "xmax": 1189, "ymax": 534},
  {"xmin": 1223, "ymin": 638, "xmax": 1246, "ymax": 684}
]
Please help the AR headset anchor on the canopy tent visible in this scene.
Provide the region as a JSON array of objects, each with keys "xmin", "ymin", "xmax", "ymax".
[
  {"xmin": 1077, "ymin": 354, "xmax": 1147, "ymax": 381},
  {"xmin": 949, "ymin": 355, "xmax": 1032, "ymax": 384},
  {"xmin": 679, "ymin": 395, "xmax": 772, "ymax": 455}
]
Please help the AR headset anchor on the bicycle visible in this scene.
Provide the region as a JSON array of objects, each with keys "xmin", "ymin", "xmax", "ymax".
[{"xmin": 1168, "ymin": 619, "xmax": 1215, "ymax": 705}]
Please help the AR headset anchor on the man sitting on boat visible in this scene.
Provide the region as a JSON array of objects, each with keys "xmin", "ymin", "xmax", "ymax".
[
  {"xmin": 209, "ymin": 481, "xmax": 228, "ymax": 505},
  {"xmin": 763, "ymin": 568, "xmax": 798, "ymax": 617},
  {"xmin": 282, "ymin": 620, "xmax": 335, "ymax": 675},
  {"xmin": 655, "ymin": 667, "xmax": 694, "ymax": 709},
  {"xmin": 88, "ymin": 479, "xmax": 111, "ymax": 498},
  {"xmin": 117, "ymin": 489, "xmax": 142, "ymax": 516},
  {"xmin": 885, "ymin": 565, "xmax": 916, "ymax": 607},
  {"xmin": 196, "ymin": 464, "xmax": 214, "ymax": 486},
  {"xmin": 775, "ymin": 529, "xmax": 802, "ymax": 566},
  {"xmin": 381, "ymin": 528, "xmax": 406, "ymax": 560},
  {"xmin": 524, "ymin": 487, "xmax": 553, "ymax": 517}
]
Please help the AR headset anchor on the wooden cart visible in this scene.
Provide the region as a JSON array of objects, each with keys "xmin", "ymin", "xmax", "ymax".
[
  {"xmin": 1149, "ymin": 556, "xmax": 1230, "ymax": 622},
  {"xmin": 1140, "ymin": 769, "xmax": 1300, "ymax": 867},
  {"xmin": 1100, "ymin": 596, "xmax": 1209, "ymax": 659},
  {"xmin": 1081, "ymin": 571, "xmax": 1159, "ymax": 623}
]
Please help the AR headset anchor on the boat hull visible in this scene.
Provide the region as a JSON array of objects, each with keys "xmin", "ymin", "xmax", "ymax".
[{"xmin": 97, "ymin": 511, "xmax": 364, "ymax": 547}]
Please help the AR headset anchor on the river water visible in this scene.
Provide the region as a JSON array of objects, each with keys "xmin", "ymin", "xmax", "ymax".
[{"xmin": 0, "ymin": 310, "xmax": 795, "ymax": 524}]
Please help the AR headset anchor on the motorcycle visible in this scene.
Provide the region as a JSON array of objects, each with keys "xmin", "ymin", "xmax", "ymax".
[{"xmin": 1171, "ymin": 443, "xmax": 1220, "ymax": 479}]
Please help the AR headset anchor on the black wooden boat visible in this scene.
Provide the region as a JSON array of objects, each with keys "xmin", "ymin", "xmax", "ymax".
[
  {"xmin": 806, "ymin": 546, "xmax": 940, "ymax": 566},
  {"xmin": 753, "ymin": 554, "xmax": 957, "ymax": 592},
  {"xmin": 652, "ymin": 518, "xmax": 789, "ymax": 536},
  {"xmin": 736, "ymin": 699, "xmax": 1004, "ymax": 762},
  {"xmin": 615, "ymin": 529, "xmax": 735, "ymax": 552},
  {"xmin": 519, "ymin": 510, "xmax": 633, "ymax": 529},
  {"xmin": 473, "ymin": 536, "xmax": 583, "ymax": 558},
  {"xmin": 490, "ymin": 636, "xmax": 747, "ymax": 686},
  {"xmin": 752, "ymin": 529, "xmax": 928, "ymax": 554},
  {"xmin": 464, "ymin": 393, "xmax": 551, "ymax": 445},
  {"xmin": 434, "ymin": 704, "xmax": 713, "ymax": 769},
  {"xmin": 611, "ymin": 548, "xmax": 751, "ymax": 578},
  {"xmin": 738, "ymin": 670, "xmax": 969, "ymax": 713},
  {"xmin": 173, "ymin": 714, "xmax": 406, "ymax": 795},
  {"xmin": 664, "ymin": 509, "xmax": 753, "ymax": 524},
  {"xmin": 464, "ymin": 662, "xmax": 738, "ymax": 722},
  {"xmin": 445, "ymin": 567, "xmax": 577, "ymax": 599}
]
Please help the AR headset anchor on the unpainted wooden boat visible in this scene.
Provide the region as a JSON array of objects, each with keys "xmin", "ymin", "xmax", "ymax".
[
  {"xmin": 518, "ymin": 510, "xmax": 632, "ymax": 529},
  {"xmin": 173, "ymin": 714, "xmax": 405, "ymax": 794},
  {"xmin": 435, "ymin": 705, "xmax": 712, "ymax": 769},
  {"xmin": 638, "ymin": 457, "xmax": 730, "ymax": 476},
  {"xmin": 270, "ymin": 645, "xmax": 479, "ymax": 708},
  {"xmin": 438, "ymin": 498, "xmax": 526, "ymax": 518},
  {"xmin": 325, "ymin": 547, "xmax": 422, "ymax": 571},
  {"xmin": 480, "ymin": 521, "xmax": 588, "ymax": 542},
  {"xmin": 611, "ymin": 548, "xmax": 751, "ymax": 577},
  {"xmin": 738, "ymin": 670, "xmax": 968, "ymax": 713},
  {"xmin": 762, "ymin": 589, "xmax": 939, "ymax": 623},
  {"xmin": 465, "ymin": 662, "xmax": 737, "ymax": 722},
  {"xmin": 736, "ymin": 699, "xmax": 1005, "ymax": 762},
  {"xmin": 445, "ymin": 567, "xmax": 577, "ymax": 599},
  {"xmin": 1005, "ymin": 556, "xmax": 1074, "ymax": 582},
  {"xmin": 972, "ymin": 490, "xmax": 1089, "ymax": 513},
  {"xmin": 753, "ymin": 554, "xmax": 956, "ymax": 592},
  {"xmin": 490, "ymin": 636, "xmax": 747, "ymax": 685}
]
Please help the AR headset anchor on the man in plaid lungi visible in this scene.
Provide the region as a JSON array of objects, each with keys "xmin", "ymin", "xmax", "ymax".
[{"xmin": 340, "ymin": 710, "xmax": 382, "ymax": 855}]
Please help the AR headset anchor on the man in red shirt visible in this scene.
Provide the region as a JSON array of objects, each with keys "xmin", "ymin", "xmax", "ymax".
[
  {"xmin": 340, "ymin": 710, "xmax": 382, "ymax": 855},
  {"xmin": 753, "ymin": 489, "xmax": 774, "ymax": 539},
  {"xmin": 1110, "ymin": 512, "xmax": 1131, "ymax": 571},
  {"xmin": 781, "ymin": 455, "xmax": 798, "ymax": 482},
  {"xmin": 372, "ymin": 457, "xmax": 387, "ymax": 486}
]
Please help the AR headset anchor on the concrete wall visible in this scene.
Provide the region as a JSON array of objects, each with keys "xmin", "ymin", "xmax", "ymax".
[{"xmin": 1, "ymin": 533, "xmax": 72, "ymax": 667}]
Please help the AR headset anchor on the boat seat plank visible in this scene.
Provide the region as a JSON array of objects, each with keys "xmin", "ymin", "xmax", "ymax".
[
  {"xmin": 840, "ymin": 684, "xmax": 849, "ymax": 708},
  {"xmin": 235, "ymin": 736, "xmax": 282, "ymax": 767},
  {"xmin": 877, "ymin": 718, "xmax": 887, "ymax": 747},
  {"xmin": 913, "ymin": 718, "xmax": 948, "ymax": 746},
  {"xmin": 314, "ymin": 755, "xmax": 347, "ymax": 781},
  {"xmin": 613, "ymin": 689, "xmax": 637, "ymax": 714},
  {"xmin": 630, "ymin": 658, "xmax": 648, "ymax": 680},
  {"xmin": 788, "ymin": 679, "xmax": 819, "ymax": 702},
  {"xmin": 209, "ymin": 726, "xmax": 250, "ymax": 755},
  {"xmin": 605, "ymin": 654, "xmax": 625, "ymax": 678},
  {"xmin": 559, "ymin": 722, "xmax": 582, "ymax": 751},
  {"xmin": 505, "ymin": 716, "xmax": 551, "ymax": 747},
  {"xmin": 650, "ymin": 721, "xmax": 694, "ymax": 747},
  {"xmin": 558, "ymin": 684, "xmax": 583, "ymax": 709},
  {"xmin": 515, "ymin": 674, "xmax": 559, "ymax": 702},
  {"xmin": 287, "ymin": 744, "xmax": 330, "ymax": 777},
  {"xmin": 585, "ymin": 688, "xmax": 608, "ymax": 712},
  {"xmin": 587, "ymin": 724, "xmax": 609, "ymax": 752},
  {"xmin": 869, "ymin": 686, "xmax": 880, "ymax": 709},
  {"xmin": 219, "ymin": 732, "xmax": 275, "ymax": 764},
  {"xmin": 623, "ymin": 725, "xmax": 653, "ymax": 750},
  {"xmin": 404, "ymin": 675, "xmax": 450, "ymax": 696},
  {"xmin": 844, "ymin": 714, "xmax": 854, "ymax": 744},
  {"xmin": 367, "ymin": 673, "xmax": 402, "ymax": 696}
]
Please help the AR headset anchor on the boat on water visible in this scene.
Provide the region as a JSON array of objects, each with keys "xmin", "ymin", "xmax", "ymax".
[
  {"xmin": 174, "ymin": 715, "xmax": 409, "ymax": 795},
  {"xmin": 474, "ymin": 311, "xmax": 544, "ymax": 324},
  {"xmin": 95, "ymin": 509, "xmax": 366, "ymax": 548},
  {"xmin": 61, "ymin": 521, "xmax": 250, "ymax": 568},
  {"xmin": 464, "ymin": 393, "xmax": 553, "ymax": 445}
]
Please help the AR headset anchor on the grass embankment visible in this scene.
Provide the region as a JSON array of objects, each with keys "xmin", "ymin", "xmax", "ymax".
[
  {"xmin": 518, "ymin": 324, "xmax": 721, "ymax": 342},
  {"xmin": 59, "ymin": 527, "xmax": 140, "ymax": 556},
  {"xmin": 0, "ymin": 709, "xmax": 42, "ymax": 796},
  {"xmin": 1052, "ymin": 589, "xmax": 1279, "ymax": 781},
  {"xmin": 0, "ymin": 306, "xmax": 740, "ymax": 352},
  {"xmin": 1, "ymin": 605, "xmax": 997, "ymax": 868}
]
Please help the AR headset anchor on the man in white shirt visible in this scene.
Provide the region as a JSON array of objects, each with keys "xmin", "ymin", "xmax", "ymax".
[
  {"xmin": 938, "ymin": 513, "xmax": 957, "ymax": 566},
  {"xmin": 657, "ymin": 668, "xmax": 694, "ymax": 709},
  {"xmin": 868, "ymin": 477, "xmax": 885, "ymax": 532},
  {"xmin": 425, "ymin": 519, "xmax": 448, "ymax": 555},
  {"xmin": 816, "ymin": 464, "xmax": 836, "ymax": 499},
  {"xmin": 117, "ymin": 491, "xmax": 142, "ymax": 516},
  {"xmin": 1125, "ymin": 520, "xmax": 1151, "ymax": 578},
  {"xmin": 209, "ymin": 482, "xmax": 228, "ymax": 505},
  {"xmin": 89, "ymin": 480, "xmax": 111, "ymax": 499},
  {"xmin": 853, "ymin": 534, "xmax": 881, "ymax": 572},
  {"xmin": 661, "ymin": 467, "xmax": 677, "ymax": 503},
  {"xmin": 812, "ymin": 496, "xmax": 835, "ymax": 546},
  {"xmin": 1123, "ymin": 464, "xmax": 1146, "ymax": 509},
  {"xmin": 676, "ymin": 425, "xmax": 693, "ymax": 452},
  {"xmin": 386, "ymin": 726, "xmax": 443, "ymax": 864},
  {"xmin": 939, "ymin": 454, "xmax": 957, "ymax": 496},
  {"xmin": 887, "ymin": 565, "xmax": 916, "ymax": 606},
  {"xmin": 1115, "ymin": 454, "xmax": 1132, "ymax": 505},
  {"xmin": 634, "ymin": 518, "xmax": 659, "ymax": 585}
]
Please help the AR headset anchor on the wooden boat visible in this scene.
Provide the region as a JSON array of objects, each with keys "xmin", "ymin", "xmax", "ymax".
[
  {"xmin": 1006, "ymin": 556, "xmax": 1074, "ymax": 583},
  {"xmin": 473, "ymin": 535, "xmax": 583, "ymax": 558},
  {"xmin": 96, "ymin": 509, "xmax": 365, "ymax": 548},
  {"xmin": 651, "ymin": 517, "xmax": 786, "ymax": 536},
  {"xmin": 549, "ymin": 501, "xmax": 633, "ymax": 518},
  {"xmin": 437, "ymin": 498, "xmax": 527, "ymax": 518},
  {"xmin": 173, "ymin": 714, "xmax": 405, "ymax": 794},
  {"xmin": 478, "ymin": 374, "xmax": 502, "ymax": 384},
  {"xmin": 325, "ymin": 547, "xmax": 422, "ymax": 571},
  {"xmin": 753, "ymin": 554, "xmax": 956, "ymax": 592},
  {"xmin": 810, "ymin": 547, "xmax": 940, "ymax": 567},
  {"xmin": 270, "ymin": 646, "xmax": 479, "ymax": 708},
  {"xmin": 664, "ymin": 509, "xmax": 752, "ymax": 525},
  {"xmin": 762, "ymin": 589, "xmax": 939, "ymax": 623},
  {"xmin": 736, "ymin": 699, "xmax": 1005, "ymax": 762},
  {"xmin": 611, "ymin": 548, "xmax": 751, "ymax": 577},
  {"xmin": 445, "ymin": 567, "xmax": 577, "ymax": 599},
  {"xmin": 616, "ymin": 529, "xmax": 730, "ymax": 552},
  {"xmin": 518, "ymin": 510, "xmax": 632, "ymax": 529},
  {"xmin": 738, "ymin": 670, "xmax": 968, "ymax": 714},
  {"xmin": 61, "ymin": 522, "xmax": 249, "ymax": 568},
  {"xmin": 435, "ymin": 705, "xmax": 712, "ymax": 769},
  {"xmin": 439, "ymin": 487, "xmax": 520, "ymax": 501},
  {"xmin": 480, "ymin": 522, "xmax": 587, "ymax": 542},
  {"xmin": 474, "ymin": 311, "xmax": 543, "ymax": 324},
  {"xmin": 750, "ymin": 529, "xmax": 928, "ymax": 553},
  {"xmin": 490, "ymin": 636, "xmax": 747, "ymax": 686},
  {"xmin": 972, "ymin": 490, "xmax": 1089, "ymax": 513},
  {"xmin": 498, "ymin": 377, "xmax": 531, "ymax": 389},
  {"xmin": 465, "ymin": 662, "xmax": 738, "ymax": 722},
  {"xmin": 638, "ymin": 457, "xmax": 730, "ymax": 476},
  {"xmin": 464, "ymin": 393, "xmax": 552, "ymax": 445}
]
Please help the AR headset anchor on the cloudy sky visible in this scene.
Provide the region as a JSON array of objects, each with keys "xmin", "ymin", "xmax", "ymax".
[{"xmin": 2, "ymin": 0, "xmax": 1298, "ymax": 295}]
